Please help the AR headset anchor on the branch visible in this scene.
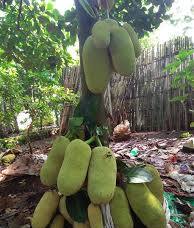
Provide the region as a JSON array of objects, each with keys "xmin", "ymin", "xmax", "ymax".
[{"xmin": 17, "ymin": 0, "xmax": 23, "ymax": 30}]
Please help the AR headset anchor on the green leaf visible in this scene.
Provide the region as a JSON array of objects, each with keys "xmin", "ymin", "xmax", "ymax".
[
  {"xmin": 78, "ymin": 0, "xmax": 97, "ymax": 18},
  {"xmin": 169, "ymin": 95, "xmax": 188, "ymax": 103},
  {"xmin": 66, "ymin": 190, "xmax": 90, "ymax": 223},
  {"xmin": 96, "ymin": 126, "xmax": 108, "ymax": 136},
  {"xmin": 69, "ymin": 117, "xmax": 83, "ymax": 128},
  {"xmin": 46, "ymin": 2, "xmax": 54, "ymax": 11},
  {"xmin": 126, "ymin": 166, "xmax": 153, "ymax": 183},
  {"xmin": 117, "ymin": 160, "xmax": 153, "ymax": 184},
  {"xmin": 190, "ymin": 122, "xmax": 194, "ymax": 128}
]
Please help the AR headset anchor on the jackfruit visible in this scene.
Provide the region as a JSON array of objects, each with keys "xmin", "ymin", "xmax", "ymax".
[
  {"xmin": 88, "ymin": 203, "xmax": 103, "ymax": 228},
  {"xmin": 110, "ymin": 186, "xmax": 134, "ymax": 228},
  {"xmin": 82, "ymin": 36, "xmax": 112, "ymax": 94},
  {"xmin": 31, "ymin": 191, "xmax": 60, "ymax": 228},
  {"xmin": 125, "ymin": 183, "xmax": 166, "ymax": 228},
  {"xmin": 50, "ymin": 214, "xmax": 65, "ymax": 228},
  {"xmin": 144, "ymin": 164, "xmax": 164, "ymax": 204},
  {"xmin": 40, "ymin": 136, "xmax": 70, "ymax": 186},
  {"xmin": 92, "ymin": 20, "xmax": 110, "ymax": 48},
  {"xmin": 104, "ymin": 18, "xmax": 118, "ymax": 29},
  {"xmin": 59, "ymin": 196, "xmax": 73, "ymax": 224},
  {"xmin": 123, "ymin": 23, "xmax": 141, "ymax": 58},
  {"xmin": 73, "ymin": 222, "xmax": 90, "ymax": 228},
  {"xmin": 57, "ymin": 139, "xmax": 92, "ymax": 196},
  {"xmin": 109, "ymin": 27, "xmax": 136, "ymax": 76},
  {"xmin": 87, "ymin": 146, "xmax": 117, "ymax": 204}
]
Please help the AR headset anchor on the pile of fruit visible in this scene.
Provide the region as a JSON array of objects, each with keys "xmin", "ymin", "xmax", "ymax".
[
  {"xmin": 31, "ymin": 19, "xmax": 167, "ymax": 228},
  {"xmin": 31, "ymin": 136, "xmax": 167, "ymax": 228}
]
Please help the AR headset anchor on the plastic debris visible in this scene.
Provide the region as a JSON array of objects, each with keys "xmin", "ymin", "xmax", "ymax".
[{"xmin": 130, "ymin": 147, "xmax": 138, "ymax": 157}]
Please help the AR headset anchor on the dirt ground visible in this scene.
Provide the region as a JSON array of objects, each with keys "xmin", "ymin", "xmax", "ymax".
[{"xmin": 0, "ymin": 132, "xmax": 193, "ymax": 227}]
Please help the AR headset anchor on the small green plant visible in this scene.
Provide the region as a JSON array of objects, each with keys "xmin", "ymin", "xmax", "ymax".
[{"xmin": 164, "ymin": 49, "xmax": 194, "ymax": 127}]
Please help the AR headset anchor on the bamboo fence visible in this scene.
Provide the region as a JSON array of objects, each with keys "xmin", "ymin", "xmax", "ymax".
[{"xmin": 62, "ymin": 37, "xmax": 194, "ymax": 132}]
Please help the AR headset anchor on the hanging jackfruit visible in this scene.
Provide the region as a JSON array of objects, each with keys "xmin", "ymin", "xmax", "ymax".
[
  {"xmin": 110, "ymin": 186, "xmax": 134, "ymax": 228},
  {"xmin": 125, "ymin": 183, "xmax": 166, "ymax": 228},
  {"xmin": 109, "ymin": 27, "xmax": 136, "ymax": 76},
  {"xmin": 31, "ymin": 191, "xmax": 60, "ymax": 228},
  {"xmin": 92, "ymin": 20, "xmax": 110, "ymax": 48},
  {"xmin": 40, "ymin": 136, "xmax": 70, "ymax": 186},
  {"xmin": 59, "ymin": 196, "xmax": 73, "ymax": 224},
  {"xmin": 87, "ymin": 147, "xmax": 116, "ymax": 204},
  {"xmin": 123, "ymin": 23, "xmax": 141, "ymax": 58},
  {"xmin": 104, "ymin": 18, "xmax": 118, "ymax": 29},
  {"xmin": 82, "ymin": 36, "xmax": 112, "ymax": 94},
  {"xmin": 50, "ymin": 214, "xmax": 65, "ymax": 228},
  {"xmin": 57, "ymin": 139, "xmax": 91, "ymax": 196},
  {"xmin": 144, "ymin": 164, "xmax": 164, "ymax": 204},
  {"xmin": 88, "ymin": 203, "xmax": 103, "ymax": 228}
]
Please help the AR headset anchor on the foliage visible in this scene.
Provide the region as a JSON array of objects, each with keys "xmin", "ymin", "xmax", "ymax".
[
  {"xmin": 0, "ymin": 0, "xmax": 73, "ymax": 71},
  {"xmin": 0, "ymin": 1, "xmax": 79, "ymax": 133},
  {"xmin": 111, "ymin": 0, "xmax": 174, "ymax": 37},
  {"xmin": 75, "ymin": 0, "xmax": 174, "ymax": 37},
  {"xmin": 164, "ymin": 49, "xmax": 194, "ymax": 103}
]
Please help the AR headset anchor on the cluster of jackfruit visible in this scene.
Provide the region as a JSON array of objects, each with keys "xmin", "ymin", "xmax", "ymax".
[
  {"xmin": 82, "ymin": 19, "xmax": 141, "ymax": 94},
  {"xmin": 31, "ymin": 136, "xmax": 117, "ymax": 227},
  {"xmin": 109, "ymin": 164, "xmax": 166, "ymax": 228}
]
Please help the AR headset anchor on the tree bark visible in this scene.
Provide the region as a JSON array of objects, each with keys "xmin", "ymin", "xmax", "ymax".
[{"xmin": 74, "ymin": 0, "xmax": 108, "ymax": 145}]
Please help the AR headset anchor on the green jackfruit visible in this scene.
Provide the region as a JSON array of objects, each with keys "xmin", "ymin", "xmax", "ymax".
[
  {"xmin": 109, "ymin": 27, "xmax": 136, "ymax": 76},
  {"xmin": 123, "ymin": 23, "xmax": 141, "ymax": 58},
  {"xmin": 125, "ymin": 183, "xmax": 166, "ymax": 228},
  {"xmin": 104, "ymin": 18, "xmax": 118, "ymax": 29},
  {"xmin": 82, "ymin": 36, "xmax": 112, "ymax": 94},
  {"xmin": 88, "ymin": 203, "xmax": 103, "ymax": 228},
  {"xmin": 73, "ymin": 222, "xmax": 90, "ymax": 228},
  {"xmin": 40, "ymin": 136, "xmax": 70, "ymax": 186},
  {"xmin": 31, "ymin": 191, "xmax": 60, "ymax": 228},
  {"xmin": 110, "ymin": 186, "xmax": 134, "ymax": 228},
  {"xmin": 87, "ymin": 147, "xmax": 117, "ymax": 204},
  {"xmin": 92, "ymin": 20, "xmax": 110, "ymax": 48},
  {"xmin": 50, "ymin": 214, "xmax": 65, "ymax": 228},
  {"xmin": 59, "ymin": 196, "xmax": 73, "ymax": 224},
  {"xmin": 57, "ymin": 139, "xmax": 92, "ymax": 196},
  {"xmin": 145, "ymin": 164, "xmax": 164, "ymax": 204}
]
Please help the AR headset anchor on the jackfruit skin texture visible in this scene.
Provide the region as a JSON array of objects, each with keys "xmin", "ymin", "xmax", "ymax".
[
  {"xmin": 110, "ymin": 186, "xmax": 134, "ymax": 228},
  {"xmin": 88, "ymin": 203, "xmax": 103, "ymax": 228},
  {"xmin": 73, "ymin": 222, "xmax": 90, "ymax": 228},
  {"xmin": 40, "ymin": 136, "xmax": 70, "ymax": 186},
  {"xmin": 82, "ymin": 36, "xmax": 112, "ymax": 94},
  {"xmin": 31, "ymin": 191, "xmax": 60, "ymax": 228},
  {"xmin": 59, "ymin": 196, "xmax": 73, "ymax": 224},
  {"xmin": 104, "ymin": 18, "xmax": 119, "ymax": 29},
  {"xmin": 87, "ymin": 146, "xmax": 117, "ymax": 204},
  {"xmin": 92, "ymin": 20, "xmax": 110, "ymax": 48},
  {"xmin": 109, "ymin": 27, "xmax": 136, "ymax": 76},
  {"xmin": 123, "ymin": 23, "xmax": 141, "ymax": 58},
  {"xmin": 50, "ymin": 214, "xmax": 65, "ymax": 228},
  {"xmin": 145, "ymin": 164, "xmax": 164, "ymax": 204},
  {"xmin": 125, "ymin": 183, "xmax": 166, "ymax": 228},
  {"xmin": 57, "ymin": 139, "xmax": 92, "ymax": 196}
]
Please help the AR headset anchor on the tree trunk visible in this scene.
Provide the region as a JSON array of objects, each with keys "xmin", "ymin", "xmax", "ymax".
[{"xmin": 74, "ymin": 0, "xmax": 108, "ymax": 145}]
